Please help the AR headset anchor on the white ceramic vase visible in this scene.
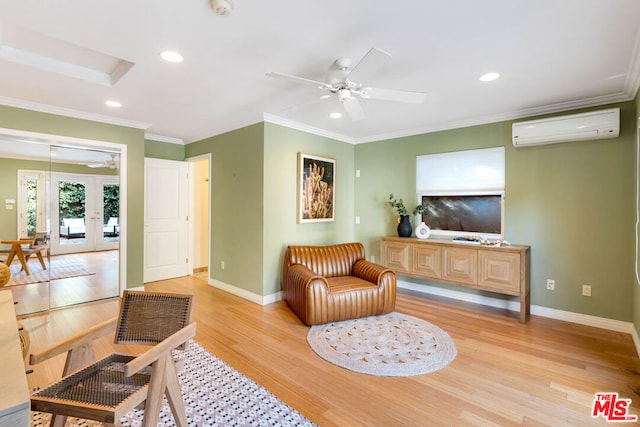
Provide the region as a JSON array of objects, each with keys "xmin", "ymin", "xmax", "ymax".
[{"xmin": 415, "ymin": 222, "xmax": 431, "ymax": 239}]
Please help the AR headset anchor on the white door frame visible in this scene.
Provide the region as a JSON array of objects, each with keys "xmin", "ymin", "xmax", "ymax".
[{"xmin": 186, "ymin": 154, "xmax": 211, "ymax": 279}]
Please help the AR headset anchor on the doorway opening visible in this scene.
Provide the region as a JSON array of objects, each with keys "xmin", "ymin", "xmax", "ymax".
[{"xmin": 188, "ymin": 155, "xmax": 210, "ymax": 282}]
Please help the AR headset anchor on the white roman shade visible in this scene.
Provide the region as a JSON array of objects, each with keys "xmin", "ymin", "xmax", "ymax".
[{"xmin": 416, "ymin": 146, "xmax": 505, "ymax": 193}]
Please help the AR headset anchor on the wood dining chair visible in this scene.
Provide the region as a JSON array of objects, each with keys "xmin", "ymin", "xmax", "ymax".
[{"xmin": 29, "ymin": 290, "xmax": 196, "ymax": 427}]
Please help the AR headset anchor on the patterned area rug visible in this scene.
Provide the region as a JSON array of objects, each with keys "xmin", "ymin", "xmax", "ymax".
[
  {"xmin": 7, "ymin": 256, "xmax": 95, "ymax": 286},
  {"xmin": 307, "ymin": 312, "xmax": 457, "ymax": 377},
  {"xmin": 31, "ymin": 341, "xmax": 316, "ymax": 427}
]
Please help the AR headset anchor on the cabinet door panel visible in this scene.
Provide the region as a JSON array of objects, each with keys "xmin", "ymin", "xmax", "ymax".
[
  {"xmin": 478, "ymin": 251, "xmax": 520, "ymax": 294},
  {"xmin": 411, "ymin": 245, "xmax": 441, "ymax": 278},
  {"xmin": 443, "ymin": 247, "xmax": 477, "ymax": 285},
  {"xmin": 382, "ymin": 242, "xmax": 410, "ymax": 274}
]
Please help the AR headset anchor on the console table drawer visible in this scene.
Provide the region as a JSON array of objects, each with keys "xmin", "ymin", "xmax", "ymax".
[
  {"xmin": 442, "ymin": 247, "xmax": 477, "ymax": 285},
  {"xmin": 381, "ymin": 241, "xmax": 410, "ymax": 274},
  {"xmin": 478, "ymin": 251, "xmax": 520, "ymax": 294},
  {"xmin": 411, "ymin": 245, "xmax": 441, "ymax": 279}
]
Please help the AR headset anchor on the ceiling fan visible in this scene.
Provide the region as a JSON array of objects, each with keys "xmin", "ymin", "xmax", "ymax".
[
  {"xmin": 85, "ymin": 153, "xmax": 119, "ymax": 169},
  {"xmin": 266, "ymin": 47, "xmax": 427, "ymax": 121}
]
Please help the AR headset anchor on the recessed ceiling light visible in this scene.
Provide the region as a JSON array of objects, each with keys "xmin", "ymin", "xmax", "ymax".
[
  {"xmin": 105, "ymin": 100, "xmax": 122, "ymax": 108},
  {"xmin": 479, "ymin": 72, "xmax": 500, "ymax": 82},
  {"xmin": 161, "ymin": 50, "xmax": 183, "ymax": 63},
  {"xmin": 329, "ymin": 112, "xmax": 342, "ymax": 119}
]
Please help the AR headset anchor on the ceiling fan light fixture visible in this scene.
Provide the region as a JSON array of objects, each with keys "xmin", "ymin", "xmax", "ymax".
[
  {"xmin": 210, "ymin": 0, "xmax": 233, "ymax": 15},
  {"xmin": 337, "ymin": 89, "xmax": 351, "ymax": 103}
]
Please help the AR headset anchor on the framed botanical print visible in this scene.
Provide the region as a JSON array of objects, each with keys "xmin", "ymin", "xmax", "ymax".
[{"xmin": 298, "ymin": 152, "xmax": 335, "ymax": 223}]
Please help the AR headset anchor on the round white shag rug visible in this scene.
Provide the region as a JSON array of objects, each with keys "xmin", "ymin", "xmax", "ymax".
[{"xmin": 307, "ymin": 312, "xmax": 457, "ymax": 376}]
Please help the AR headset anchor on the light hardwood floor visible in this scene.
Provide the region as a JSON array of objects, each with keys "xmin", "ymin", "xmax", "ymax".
[
  {"xmin": 19, "ymin": 276, "xmax": 640, "ymax": 426},
  {"xmin": 8, "ymin": 250, "xmax": 119, "ymax": 316}
]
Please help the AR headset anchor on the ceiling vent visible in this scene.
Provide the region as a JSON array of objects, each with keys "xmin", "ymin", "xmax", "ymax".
[{"xmin": 512, "ymin": 108, "xmax": 620, "ymax": 147}]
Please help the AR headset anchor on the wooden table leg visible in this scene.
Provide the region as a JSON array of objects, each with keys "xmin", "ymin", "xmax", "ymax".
[
  {"xmin": 4, "ymin": 243, "xmax": 31, "ymax": 276},
  {"xmin": 16, "ymin": 247, "xmax": 31, "ymax": 276}
]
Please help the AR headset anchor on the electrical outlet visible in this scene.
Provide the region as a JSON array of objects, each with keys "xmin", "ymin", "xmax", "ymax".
[
  {"xmin": 370, "ymin": 255, "xmax": 375, "ymax": 263},
  {"xmin": 546, "ymin": 279, "xmax": 555, "ymax": 290},
  {"xmin": 582, "ymin": 284, "xmax": 592, "ymax": 297},
  {"xmin": 220, "ymin": 261, "xmax": 225, "ymax": 270}
]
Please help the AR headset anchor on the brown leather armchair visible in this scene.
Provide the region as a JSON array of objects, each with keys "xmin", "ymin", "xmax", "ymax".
[{"xmin": 282, "ymin": 242, "xmax": 396, "ymax": 325}]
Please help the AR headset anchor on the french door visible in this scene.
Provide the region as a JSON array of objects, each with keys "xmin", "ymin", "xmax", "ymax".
[{"xmin": 50, "ymin": 173, "xmax": 119, "ymax": 255}]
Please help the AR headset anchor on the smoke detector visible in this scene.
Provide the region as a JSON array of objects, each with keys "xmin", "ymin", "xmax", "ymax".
[{"xmin": 210, "ymin": 0, "xmax": 233, "ymax": 15}]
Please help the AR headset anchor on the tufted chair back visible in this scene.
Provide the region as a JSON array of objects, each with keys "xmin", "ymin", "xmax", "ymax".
[{"xmin": 284, "ymin": 243, "xmax": 365, "ymax": 278}]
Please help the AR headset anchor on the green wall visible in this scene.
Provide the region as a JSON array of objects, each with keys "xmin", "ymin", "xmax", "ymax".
[
  {"xmin": 145, "ymin": 139, "xmax": 185, "ymax": 160},
  {"xmin": 355, "ymin": 102, "xmax": 636, "ymax": 322},
  {"xmin": 263, "ymin": 123, "xmax": 355, "ymax": 295},
  {"xmin": 185, "ymin": 124, "xmax": 265, "ymax": 295},
  {"xmin": 184, "ymin": 122, "xmax": 354, "ymax": 297},
  {"xmin": 0, "ymin": 105, "xmax": 145, "ymax": 288}
]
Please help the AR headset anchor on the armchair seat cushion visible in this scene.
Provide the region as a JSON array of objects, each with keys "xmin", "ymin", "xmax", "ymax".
[
  {"xmin": 283, "ymin": 242, "xmax": 396, "ymax": 325},
  {"xmin": 326, "ymin": 276, "xmax": 376, "ymax": 292}
]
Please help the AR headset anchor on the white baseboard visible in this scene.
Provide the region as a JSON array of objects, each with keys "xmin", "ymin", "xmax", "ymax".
[
  {"xmin": 209, "ymin": 279, "xmax": 283, "ymax": 306},
  {"xmin": 397, "ymin": 280, "xmax": 635, "ymax": 335}
]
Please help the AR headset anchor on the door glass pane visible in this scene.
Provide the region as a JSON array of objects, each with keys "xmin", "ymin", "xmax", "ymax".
[
  {"xmin": 26, "ymin": 178, "xmax": 37, "ymax": 237},
  {"xmin": 58, "ymin": 181, "xmax": 86, "ymax": 246},
  {"xmin": 102, "ymin": 183, "xmax": 119, "ymax": 243}
]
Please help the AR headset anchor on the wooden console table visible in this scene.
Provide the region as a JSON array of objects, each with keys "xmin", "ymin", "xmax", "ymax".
[
  {"xmin": 380, "ymin": 237, "xmax": 530, "ymax": 323},
  {"xmin": 0, "ymin": 290, "xmax": 30, "ymax": 426}
]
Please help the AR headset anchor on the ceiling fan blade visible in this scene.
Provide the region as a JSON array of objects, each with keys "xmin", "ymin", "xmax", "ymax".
[
  {"xmin": 345, "ymin": 47, "xmax": 392, "ymax": 86},
  {"xmin": 266, "ymin": 72, "xmax": 331, "ymax": 90},
  {"xmin": 342, "ymin": 97, "xmax": 366, "ymax": 121},
  {"xmin": 361, "ymin": 87, "xmax": 427, "ymax": 104}
]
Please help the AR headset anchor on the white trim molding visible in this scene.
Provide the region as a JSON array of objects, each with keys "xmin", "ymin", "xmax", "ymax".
[
  {"xmin": 210, "ymin": 279, "xmax": 283, "ymax": 306},
  {"xmin": 397, "ymin": 279, "xmax": 635, "ymax": 334},
  {"xmin": 0, "ymin": 96, "xmax": 150, "ymax": 130}
]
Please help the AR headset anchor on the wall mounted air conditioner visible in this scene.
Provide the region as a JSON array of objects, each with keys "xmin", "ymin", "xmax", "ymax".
[{"xmin": 512, "ymin": 108, "xmax": 619, "ymax": 147}]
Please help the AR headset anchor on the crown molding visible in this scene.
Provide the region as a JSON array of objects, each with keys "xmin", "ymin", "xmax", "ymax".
[
  {"xmin": 0, "ymin": 96, "xmax": 151, "ymax": 130},
  {"xmin": 263, "ymin": 113, "xmax": 356, "ymax": 144},
  {"xmin": 144, "ymin": 133, "xmax": 185, "ymax": 145},
  {"xmin": 264, "ymin": 90, "xmax": 635, "ymax": 146},
  {"xmin": 353, "ymin": 92, "xmax": 635, "ymax": 144}
]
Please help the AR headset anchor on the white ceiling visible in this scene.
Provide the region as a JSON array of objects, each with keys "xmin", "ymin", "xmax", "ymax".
[{"xmin": 0, "ymin": 0, "xmax": 639, "ymax": 145}]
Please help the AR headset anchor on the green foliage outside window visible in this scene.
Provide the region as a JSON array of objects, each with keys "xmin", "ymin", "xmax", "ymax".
[
  {"xmin": 59, "ymin": 183, "xmax": 120, "ymax": 224},
  {"xmin": 58, "ymin": 182, "xmax": 86, "ymax": 221},
  {"xmin": 103, "ymin": 184, "xmax": 120, "ymax": 222},
  {"xmin": 26, "ymin": 179, "xmax": 37, "ymax": 236}
]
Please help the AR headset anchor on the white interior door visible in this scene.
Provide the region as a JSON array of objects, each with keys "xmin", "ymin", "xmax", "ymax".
[{"xmin": 144, "ymin": 158, "xmax": 189, "ymax": 282}]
